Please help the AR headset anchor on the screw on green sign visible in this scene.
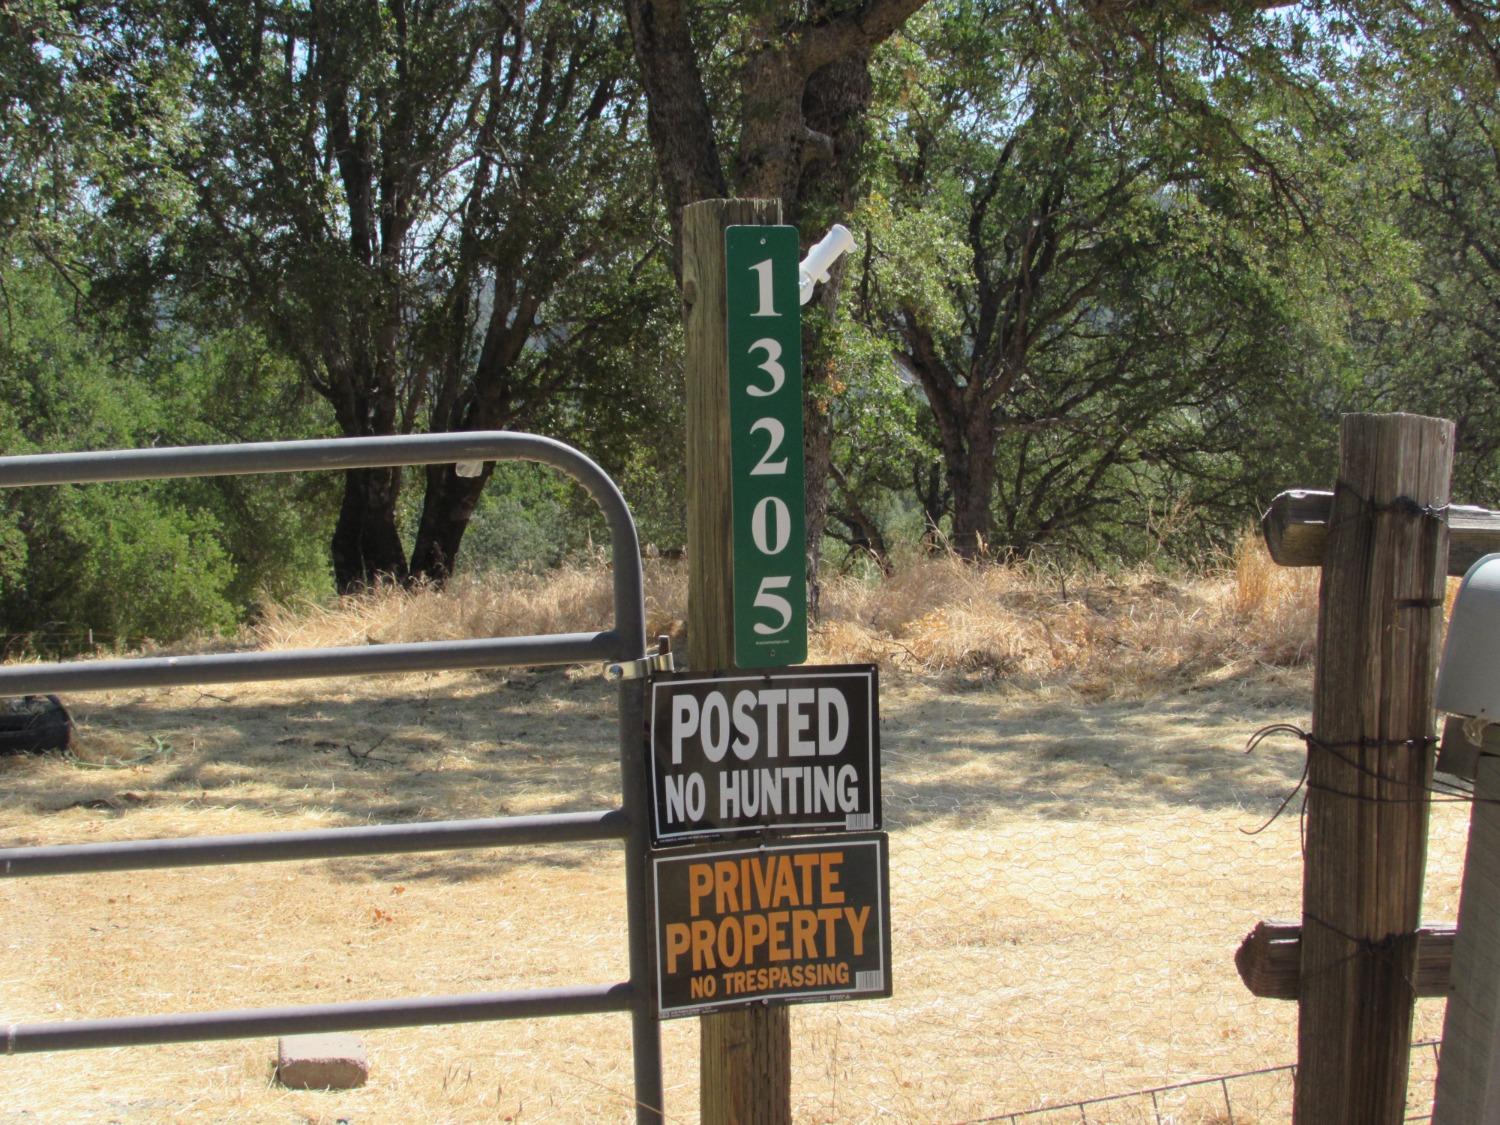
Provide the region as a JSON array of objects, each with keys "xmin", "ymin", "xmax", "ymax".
[{"xmin": 725, "ymin": 225, "xmax": 806, "ymax": 668}]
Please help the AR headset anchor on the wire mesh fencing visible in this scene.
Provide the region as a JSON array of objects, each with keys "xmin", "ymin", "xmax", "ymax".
[
  {"xmin": 785, "ymin": 670, "xmax": 1470, "ymax": 1123},
  {"xmin": 971, "ymin": 1039, "xmax": 1443, "ymax": 1123}
]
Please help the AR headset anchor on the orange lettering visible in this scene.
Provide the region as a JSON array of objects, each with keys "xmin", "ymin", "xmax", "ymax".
[
  {"xmin": 717, "ymin": 915, "xmax": 744, "ymax": 967},
  {"xmin": 665, "ymin": 923, "xmax": 691, "ymax": 973},
  {"xmin": 817, "ymin": 907, "xmax": 843, "ymax": 954},
  {"xmin": 792, "ymin": 909, "xmax": 818, "ymax": 959},
  {"xmin": 794, "ymin": 853, "xmax": 819, "ymax": 903},
  {"xmin": 747, "ymin": 855, "xmax": 775, "ymax": 910},
  {"xmin": 713, "ymin": 859, "xmax": 740, "ymax": 913},
  {"xmin": 844, "ymin": 905, "xmax": 871, "ymax": 955},
  {"xmin": 688, "ymin": 863, "xmax": 714, "ymax": 917},
  {"xmin": 819, "ymin": 852, "xmax": 844, "ymax": 905},
  {"xmin": 772, "ymin": 855, "xmax": 798, "ymax": 907},
  {"xmin": 768, "ymin": 910, "xmax": 791, "ymax": 961},
  {"xmin": 691, "ymin": 919, "xmax": 718, "ymax": 970},
  {"xmin": 743, "ymin": 912, "xmax": 768, "ymax": 964}
]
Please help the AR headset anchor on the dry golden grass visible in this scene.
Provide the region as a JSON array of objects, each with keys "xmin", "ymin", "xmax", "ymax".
[
  {"xmin": 2, "ymin": 537, "xmax": 1460, "ymax": 1124},
  {"xmin": 250, "ymin": 534, "xmax": 1320, "ymax": 698},
  {"xmin": 814, "ymin": 535, "xmax": 1321, "ymax": 694},
  {"xmin": 251, "ymin": 558, "xmax": 690, "ymax": 655}
]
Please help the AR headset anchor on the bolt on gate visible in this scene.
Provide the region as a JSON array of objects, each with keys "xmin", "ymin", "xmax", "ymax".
[{"xmin": 0, "ymin": 432, "xmax": 666, "ymax": 1123}]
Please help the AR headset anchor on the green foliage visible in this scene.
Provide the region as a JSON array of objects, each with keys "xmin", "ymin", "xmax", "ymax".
[
  {"xmin": 834, "ymin": 0, "xmax": 1460, "ymax": 564},
  {"xmin": 129, "ymin": 0, "xmax": 669, "ymax": 585},
  {"xmin": 532, "ymin": 236, "xmax": 689, "ymax": 554},
  {"xmin": 6, "ymin": 0, "xmax": 1500, "ymax": 637},
  {"xmin": 453, "ymin": 464, "xmax": 583, "ymax": 574},
  {"xmin": 0, "ymin": 265, "xmax": 229, "ymax": 647},
  {"xmin": 0, "ymin": 263, "xmax": 333, "ymax": 650},
  {"xmin": 15, "ymin": 485, "xmax": 238, "ymax": 648},
  {"xmin": 1346, "ymin": 9, "xmax": 1500, "ymax": 504},
  {"xmin": 152, "ymin": 327, "xmax": 338, "ymax": 608},
  {"xmin": 821, "ymin": 300, "xmax": 937, "ymax": 560}
]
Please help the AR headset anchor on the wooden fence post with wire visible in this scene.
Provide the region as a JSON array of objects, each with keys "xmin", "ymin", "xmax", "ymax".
[
  {"xmin": 1237, "ymin": 411, "xmax": 1500, "ymax": 1123},
  {"xmin": 681, "ymin": 196, "xmax": 793, "ymax": 1125},
  {"xmin": 1255, "ymin": 455, "xmax": 1500, "ymax": 1121},
  {"xmin": 1294, "ymin": 413, "xmax": 1453, "ymax": 1124}
]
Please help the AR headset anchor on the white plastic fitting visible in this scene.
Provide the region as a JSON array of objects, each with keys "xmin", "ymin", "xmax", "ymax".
[{"xmin": 798, "ymin": 224, "xmax": 856, "ymax": 306}]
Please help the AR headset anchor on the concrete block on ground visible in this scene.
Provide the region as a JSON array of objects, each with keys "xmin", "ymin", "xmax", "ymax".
[{"xmin": 276, "ymin": 1033, "xmax": 369, "ymax": 1090}]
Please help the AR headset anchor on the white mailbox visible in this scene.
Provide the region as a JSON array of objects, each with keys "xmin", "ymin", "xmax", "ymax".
[
  {"xmin": 1437, "ymin": 553, "xmax": 1500, "ymax": 723},
  {"xmin": 1436, "ymin": 553, "xmax": 1500, "ymax": 782}
]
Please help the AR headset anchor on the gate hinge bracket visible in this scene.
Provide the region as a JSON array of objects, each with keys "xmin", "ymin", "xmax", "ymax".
[{"xmin": 603, "ymin": 636, "xmax": 675, "ymax": 682}]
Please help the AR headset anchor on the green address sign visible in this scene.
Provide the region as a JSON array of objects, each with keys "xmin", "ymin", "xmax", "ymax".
[{"xmin": 725, "ymin": 225, "xmax": 806, "ymax": 667}]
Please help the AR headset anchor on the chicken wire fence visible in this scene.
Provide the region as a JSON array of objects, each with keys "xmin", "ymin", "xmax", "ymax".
[
  {"xmin": 977, "ymin": 1038, "xmax": 1440, "ymax": 1123},
  {"xmin": 780, "ymin": 675, "xmax": 1470, "ymax": 1123}
]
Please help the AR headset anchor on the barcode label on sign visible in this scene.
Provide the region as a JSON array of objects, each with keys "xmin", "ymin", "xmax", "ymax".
[
  {"xmin": 845, "ymin": 813, "xmax": 875, "ymax": 831},
  {"xmin": 856, "ymin": 970, "xmax": 883, "ymax": 992}
]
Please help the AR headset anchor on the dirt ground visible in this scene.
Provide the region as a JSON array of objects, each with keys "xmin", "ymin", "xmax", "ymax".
[{"xmin": 0, "ymin": 663, "xmax": 1469, "ymax": 1123}]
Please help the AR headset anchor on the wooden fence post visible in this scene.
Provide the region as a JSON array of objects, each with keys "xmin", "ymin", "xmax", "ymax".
[
  {"xmin": 1296, "ymin": 412, "xmax": 1454, "ymax": 1124},
  {"xmin": 682, "ymin": 197, "xmax": 792, "ymax": 1124}
]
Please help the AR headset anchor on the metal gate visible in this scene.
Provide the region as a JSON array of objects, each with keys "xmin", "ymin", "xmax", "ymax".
[{"xmin": 0, "ymin": 432, "xmax": 664, "ymax": 1122}]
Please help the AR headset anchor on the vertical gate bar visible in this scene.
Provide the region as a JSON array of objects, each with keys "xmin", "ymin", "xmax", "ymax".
[
  {"xmin": 619, "ymin": 674, "xmax": 662, "ymax": 1124},
  {"xmin": 513, "ymin": 427, "xmax": 665, "ymax": 1121},
  {"xmin": 584, "ymin": 447, "xmax": 664, "ymax": 1125}
]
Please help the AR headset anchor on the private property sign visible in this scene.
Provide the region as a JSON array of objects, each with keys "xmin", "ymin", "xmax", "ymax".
[
  {"xmin": 647, "ymin": 665, "xmax": 880, "ymax": 845},
  {"xmin": 652, "ymin": 834, "xmax": 891, "ymax": 1018}
]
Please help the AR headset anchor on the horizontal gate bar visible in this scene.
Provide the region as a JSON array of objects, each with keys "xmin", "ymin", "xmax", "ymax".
[
  {"xmin": 0, "ymin": 631, "xmax": 617, "ymax": 694},
  {"xmin": 4, "ymin": 983, "xmax": 637, "ymax": 1053},
  {"xmin": 0, "ymin": 432, "xmax": 620, "ymax": 487},
  {"xmin": 0, "ymin": 432, "xmax": 649, "ymax": 683},
  {"xmin": 0, "ymin": 810, "xmax": 629, "ymax": 877}
]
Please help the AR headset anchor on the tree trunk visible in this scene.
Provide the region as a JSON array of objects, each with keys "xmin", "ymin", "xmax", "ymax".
[
  {"xmin": 330, "ymin": 466, "xmax": 409, "ymax": 591},
  {"xmin": 829, "ymin": 464, "xmax": 893, "ymax": 574},
  {"xmin": 619, "ymin": 0, "xmax": 726, "ymax": 269},
  {"xmin": 796, "ymin": 51, "xmax": 875, "ymax": 616},
  {"xmin": 803, "ymin": 333, "xmax": 835, "ymax": 616},
  {"xmin": 408, "ymin": 462, "xmax": 492, "ymax": 583},
  {"xmin": 950, "ymin": 463, "xmax": 997, "ymax": 557},
  {"xmin": 901, "ymin": 459, "xmax": 943, "ymax": 550},
  {"xmin": 943, "ymin": 412, "xmax": 999, "ymax": 559}
]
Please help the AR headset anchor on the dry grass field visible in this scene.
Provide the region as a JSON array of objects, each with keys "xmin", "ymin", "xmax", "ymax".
[{"xmin": 0, "ymin": 544, "xmax": 1470, "ymax": 1122}]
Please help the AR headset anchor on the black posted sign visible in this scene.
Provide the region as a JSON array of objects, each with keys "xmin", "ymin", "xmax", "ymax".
[
  {"xmin": 653, "ymin": 834, "xmax": 891, "ymax": 1018},
  {"xmin": 648, "ymin": 664, "xmax": 880, "ymax": 844}
]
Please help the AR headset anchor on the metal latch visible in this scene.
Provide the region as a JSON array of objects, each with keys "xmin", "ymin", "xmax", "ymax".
[{"xmin": 603, "ymin": 635, "xmax": 675, "ymax": 682}]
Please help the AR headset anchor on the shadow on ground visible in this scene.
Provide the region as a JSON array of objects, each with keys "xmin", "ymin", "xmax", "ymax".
[
  {"xmin": 880, "ymin": 666, "xmax": 1312, "ymax": 828},
  {"xmin": 0, "ymin": 663, "xmax": 1313, "ymax": 865}
]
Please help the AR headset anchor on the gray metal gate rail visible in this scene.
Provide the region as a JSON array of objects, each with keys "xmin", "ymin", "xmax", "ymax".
[{"xmin": 0, "ymin": 433, "xmax": 664, "ymax": 1122}]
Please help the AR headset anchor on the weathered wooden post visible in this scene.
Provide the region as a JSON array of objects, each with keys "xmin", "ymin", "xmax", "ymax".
[
  {"xmin": 1296, "ymin": 412, "xmax": 1454, "ymax": 1123},
  {"xmin": 681, "ymin": 196, "xmax": 792, "ymax": 1123}
]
